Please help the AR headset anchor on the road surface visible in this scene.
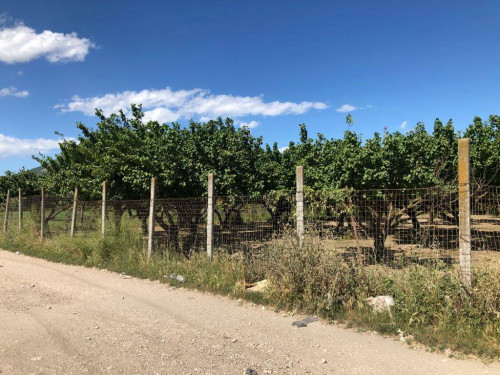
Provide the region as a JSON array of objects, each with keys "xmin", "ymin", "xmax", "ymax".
[{"xmin": 0, "ymin": 249, "xmax": 499, "ymax": 375}]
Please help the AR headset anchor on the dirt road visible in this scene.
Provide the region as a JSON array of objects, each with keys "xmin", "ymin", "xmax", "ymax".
[{"xmin": 0, "ymin": 250, "xmax": 498, "ymax": 375}]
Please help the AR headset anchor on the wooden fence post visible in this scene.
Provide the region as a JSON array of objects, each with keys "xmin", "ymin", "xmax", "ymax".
[
  {"xmin": 18, "ymin": 188, "xmax": 23, "ymax": 229},
  {"xmin": 147, "ymin": 177, "xmax": 156, "ymax": 260},
  {"xmin": 296, "ymin": 166, "xmax": 304, "ymax": 246},
  {"xmin": 458, "ymin": 138, "xmax": 472, "ymax": 287},
  {"xmin": 70, "ymin": 185, "xmax": 79, "ymax": 238},
  {"xmin": 102, "ymin": 181, "xmax": 107, "ymax": 237},
  {"xmin": 3, "ymin": 189, "xmax": 10, "ymax": 232},
  {"xmin": 207, "ymin": 173, "xmax": 214, "ymax": 258},
  {"xmin": 40, "ymin": 188, "xmax": 45, "ymax": 241}
]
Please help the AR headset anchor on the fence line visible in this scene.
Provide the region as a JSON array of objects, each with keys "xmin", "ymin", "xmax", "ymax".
[
  {"xmin": 2, "ymin": 180, "xmax": 499, "ymax": 277},
  {"xmin": 1, "ymin": 142, "xmax": 499, "ymax": 284}
]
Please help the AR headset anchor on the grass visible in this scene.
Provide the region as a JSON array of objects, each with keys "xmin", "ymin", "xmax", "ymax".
[
  {"xmin": 0, "ymin": 219, "xmax": 249, "ymax": 298},
  {"xmin": 261, "ymin": 235, "xmax": 500, "ymax": 359},
  {"xmin": 1, "ymin": 220, "xmax": 499, "ymax": 359}
]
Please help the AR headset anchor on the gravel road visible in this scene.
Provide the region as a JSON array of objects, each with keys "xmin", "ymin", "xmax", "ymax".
[{"xmin": 1, "ymin": 249, "xmax": 499, "ymax": 375}]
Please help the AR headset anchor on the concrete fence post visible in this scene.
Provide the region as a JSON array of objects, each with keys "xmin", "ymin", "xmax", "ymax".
[
  {"xmin": 296, "ymin": 166, "xmax": 304, "ymax": 246},
  {"xmin": 40, "ymin": 188, "xmax": 45, "ymax": 241},
  {"xmin": 3, "ymin": 189, "xmax": 10, "ymax": 232},
  {"xmin": 18, "ymin": 188, "xmax": 23, "ymax": 229},
  {"xmin": 207, "ymin": 173, "xmax": 214, "ymax": 258},
  {"xmin": 102, "ymin": 181, "xmax": 107, "ymax": 237},
  {"xmin": 458, "ymin": 138, "xmax": 472, "ymax": 287},
  {"xmin": 70, "ymin": 185, "xmax": 79, "ymax": 238},
  {"xmin": 147, "ymin": 177, "xmax": 157, "ymax": 260}
]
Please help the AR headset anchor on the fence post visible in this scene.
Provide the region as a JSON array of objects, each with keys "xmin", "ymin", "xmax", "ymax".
[
  {"xmin": 70, "ymin": 185, "xmax": 79, "ymax": 238},
  {"xmin": 207, "ymin": 173, "xmax": 214, "ymax": 258},
  {"xmin": 147, "ymin": 177, "xmax": 156, "ymax": 260},
  {"xmin": 40, "ymin": 187, "xmax": 45, "ymax": 241},
  {"xmin": 18, "ymin": 188, "xmax": 23, "ymax": 229},
  {"xmin": 296, "ymin": 166, "xmax": 304, "ymax": 246},
  {"xmin": 458, "ymin": 138, "xmax": 472, "ymax": 287},
  {"xmin": 3, "ymin": 189, "xmax": 10, "ymax": 232},
  {"xmin": 102, "ymin": 181, "xmax": 107, "ymax": 237}
]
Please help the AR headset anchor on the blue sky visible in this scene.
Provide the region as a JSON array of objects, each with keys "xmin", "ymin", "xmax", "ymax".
[{"xmin": 1, "ymin": 0, "xmax": 499, "ymax": 173}]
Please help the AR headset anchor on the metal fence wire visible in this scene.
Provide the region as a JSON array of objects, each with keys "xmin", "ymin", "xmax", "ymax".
[
  {"xmin": 470, "ymin": 185, "xmax": 500, "ymax": 267},
  {"xmin": 306, "ymin": 186, "xmax": 462, "ymax": 265},
  {"xmin": 153, "ymin": 197, "xmax": 207, "ymax": 255},
  {"xmin": 22, "ymin": 195, "xmax": 43, "ymax": 230},
  {"xmin": 2, "ymin": 185, "xmax": 499, "ymax": 269},
  {"xmin": 213, "ymin": 194, "xmax": 295, "ymax": 254},
  {"xmin": 44, "ymin": 195, "xmax": 74, "ymax": 236}
]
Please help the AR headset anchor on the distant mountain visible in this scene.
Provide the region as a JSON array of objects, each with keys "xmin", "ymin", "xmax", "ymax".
[{"xmin": 29, "ymin": 166, "xmax": 46, "ymax": 175}]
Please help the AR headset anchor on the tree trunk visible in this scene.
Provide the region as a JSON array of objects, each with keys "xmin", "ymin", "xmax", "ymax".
[
  {"xmin": 372, "ymin": 212, "xmax": 386, "ymax": 261},
  {"xmin": 407, "ymin": 207, "xmax": 421, "ymax": 230},
  {"xmin": 373, "ymin": 230, "xmax": 386, "ymax": 260}
]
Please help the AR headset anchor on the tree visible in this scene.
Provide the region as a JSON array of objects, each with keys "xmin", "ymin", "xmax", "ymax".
[
  {"xmin": 0, "ymin": 168, "xmax": 42, "ymax": 202},
  {"xmin": 11, "ymin": 107, "xmax": 499, "ymax": 255},
  {"xmin": 464, "ymin": 115, "xmax": 500, "ymax": 187},
  {"xmin": 35, "ymin": 106, "xmax": 277, "ymax": 253}
]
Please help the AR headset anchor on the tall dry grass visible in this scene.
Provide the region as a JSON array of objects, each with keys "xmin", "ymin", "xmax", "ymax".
[{"xmin": 262, "ymin": 235, "xmax": 500, "ymax": 357}]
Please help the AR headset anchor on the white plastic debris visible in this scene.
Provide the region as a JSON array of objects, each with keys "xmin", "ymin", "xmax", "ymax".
[
  {"xmin": 365, "ymin": 295, "xmax": 395, "ymax": 315},
  {"xmin": 176, "ymin": 275, "xmax": 185, "ymax": 283}
]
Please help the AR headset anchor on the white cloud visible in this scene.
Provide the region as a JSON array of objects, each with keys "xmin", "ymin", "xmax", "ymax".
[
  {"xmin": 400, "ymin": 121, "xmax": 407, "ymax": 129},
  {"xmin": 239, "ymin": 121, "xmax": 259, "ymax": 129},
  {"xmin": 336, "ymin": 104, "xmax": 357, "ymax": 113},
  {"xmin": 16, "ymin": 70, "xmax": 23, "ymax": 76},
  {"xmin": 199, "ymin": 116, "xmax": 213, "ymax": 123},
  {"xmin": 279, "ymin": 146, "xmax": 288, "ymax": 153},
  {"xmin": 56, "ymin": 87, "xmax": 328, "ymax": 124},
  {"xmin": 0, "ymin": 24, "xmax": 95, "ymax": 64},
  {"xmin": 0, "ymin": 134, "xmax": 63, "ymax": 158},
  {"xmin": 0, "ymin": 86, "xmax": 29, "ymax": 98},
  {"xmin": 336, "ymin": 103, "xmax": 376, "ymax": 113}
]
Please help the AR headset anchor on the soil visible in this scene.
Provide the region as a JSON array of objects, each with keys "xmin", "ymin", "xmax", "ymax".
[{"xmin": 1, "ymin": 249, "xmax": 499, "ymax": 375}]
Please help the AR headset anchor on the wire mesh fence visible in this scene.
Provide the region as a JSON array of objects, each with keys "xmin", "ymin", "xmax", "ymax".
[
  {"xmin": 154, "ymin": 197, "xmax": 207, "ymax": 255},
  {"xmin": 306, "ymin": 186, "xmax": 463, "ymax": 266},
  {"xmin": 471, "ymin": 185, "xmax": 500, "ymax": 268},
  {"xmin": 213, "ymin": 194, "xmax": 295, "ymax": 254},
  {"xmin": 2, "ymin": 194, "xmax": 20, "ymax": 231},
  {"xmin": 43, "ymin": 195, "xmax": 74, "ymax": 236},
  {"xmin": 77, "ymin": 200, "xmax": 102, "ymax": 234},
  {"xmin": 22, "ymin": 195, "xmax": 42, "ymax": 231},
  {"xmin": 2, "ymin": 184, "xmax": 499, "ymax": 271}
]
